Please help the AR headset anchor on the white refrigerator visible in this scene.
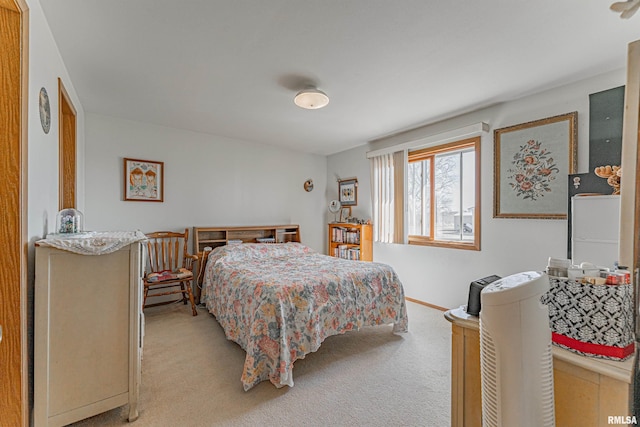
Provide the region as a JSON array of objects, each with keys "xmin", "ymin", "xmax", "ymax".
[{"xmin": 571, "ymin": 194, "xmax": 620, "ymax": 269}]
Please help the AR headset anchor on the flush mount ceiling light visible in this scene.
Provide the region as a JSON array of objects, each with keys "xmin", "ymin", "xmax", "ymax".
[
  {"xmin": 611, "ymin": 0, "xmax": 640, "ymax": 18},
  {"xmin": 294, "ymin": 88, "xmax": 329, "ymax": 110}
]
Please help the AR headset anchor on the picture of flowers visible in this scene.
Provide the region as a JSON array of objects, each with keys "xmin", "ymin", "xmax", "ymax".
[
  {"xmin": 124, "ymin": 158, "xmax": 164, "ymax": 202},
  {"xmin": 494, "ymin": 112, "xmax": 577, "ymax": 219}
]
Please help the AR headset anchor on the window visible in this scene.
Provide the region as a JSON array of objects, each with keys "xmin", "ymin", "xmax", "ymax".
[{"xmin": 407, "ymin": 136, "xmax": 480, "ymax": 250}]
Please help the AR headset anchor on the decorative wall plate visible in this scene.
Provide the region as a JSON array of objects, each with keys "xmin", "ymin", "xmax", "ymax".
[
  {"xmin": 304, "ymin": 179, "xmax": 314, "ymax": 192},
  {"xmin": 39, "ymin": 87, "xmax": 51, "ymax": 134}
]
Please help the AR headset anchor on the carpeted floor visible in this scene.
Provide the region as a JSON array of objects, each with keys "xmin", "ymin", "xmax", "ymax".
[{"xmin": 69, "ymin": 300, "xmax": 451, "ymax": 427}]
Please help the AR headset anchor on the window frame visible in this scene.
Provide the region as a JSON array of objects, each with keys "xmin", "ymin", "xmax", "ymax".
[{"xmin": 407, "ymin": 136, "xmax": 481, "ymax": 251}]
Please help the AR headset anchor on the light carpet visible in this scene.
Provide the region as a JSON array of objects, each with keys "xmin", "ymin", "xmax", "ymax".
[{"xmin": 69, "ymin": 300, "xmax": 451, "ymax": 427}]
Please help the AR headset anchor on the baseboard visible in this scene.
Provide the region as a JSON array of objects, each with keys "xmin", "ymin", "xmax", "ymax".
[{"xmin": 405, "ymin": 297, "xmax": 448, "ymax": 312}]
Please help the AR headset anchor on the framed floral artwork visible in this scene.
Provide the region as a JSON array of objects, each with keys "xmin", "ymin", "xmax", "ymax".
[
  {"xmin": 338, "ymin": 178, "xmax": 358, "ymax": 207},
  {"xmin": 124, "ymin": 158, "xmax": 164, "ymax": 202},
  {"xmin": 494, "ymin": 112, "xmax": 577, "ymax": 219}
]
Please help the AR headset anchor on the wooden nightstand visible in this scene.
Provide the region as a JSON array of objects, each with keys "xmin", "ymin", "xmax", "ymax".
[{"xmin": 444, "ymin": 306, "xmax": 634, "ymax": 427}]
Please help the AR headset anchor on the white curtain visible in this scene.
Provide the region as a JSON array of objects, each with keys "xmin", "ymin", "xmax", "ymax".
[{"xmin": 370, "ymin": 151, "xmax": 404, "ymax": 243}]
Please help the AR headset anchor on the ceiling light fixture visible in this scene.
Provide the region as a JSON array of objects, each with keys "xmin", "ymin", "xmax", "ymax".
[
  {"xmin": 611, "ymin": 0, "xmax": 640, "ymax": 18},
  {"xmin": 294, "ymin": 88, "xmax": 329, "ymax": 110}
]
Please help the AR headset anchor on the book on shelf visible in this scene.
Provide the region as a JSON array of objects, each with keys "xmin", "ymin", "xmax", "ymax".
[
  {"xmin": 333, "ymin": 244, "xmax": 361, "ymax": 260},
  {"xmin": 331, "ymin": 227, "xmax": 361, "ymax": 244}
]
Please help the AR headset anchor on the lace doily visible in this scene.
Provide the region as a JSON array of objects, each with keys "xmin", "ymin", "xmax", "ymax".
[{"xmin": 37, "ymin": 230, "xmax": 147, "ymax": 255}]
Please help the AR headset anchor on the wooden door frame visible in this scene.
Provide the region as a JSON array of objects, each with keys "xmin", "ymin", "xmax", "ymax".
[
  {"xmin": 58, "ymin": 77, "xmax": 77, "ymax": 209},
  {"xmin": 0, "ymin": 0, "xmax": 28, "ymax": 425},
  {"xmin": 620, "ymin": 41, "xmax": 640, "ymax": 335},
  {"xmin": 620, "ymin": 39, "xmax": 640, "ymax": 416}
]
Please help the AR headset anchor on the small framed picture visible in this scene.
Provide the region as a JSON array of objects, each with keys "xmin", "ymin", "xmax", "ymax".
[
  {"xmin": 124, "ymin": 158, "xmax": 164, "ymax": 202},
  {"xmin": 338, "ymin": 178, "xmax": 358, "ymax": 207}
]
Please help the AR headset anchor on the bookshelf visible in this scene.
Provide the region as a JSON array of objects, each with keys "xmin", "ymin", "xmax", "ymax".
[{"xmin": 328, "ymin": 223, "xmax": 372, "ymax": 261}]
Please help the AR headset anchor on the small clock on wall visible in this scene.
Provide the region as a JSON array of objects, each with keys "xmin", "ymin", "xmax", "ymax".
[{"xmin": 39, "ymin": 87, "xmax": 51, "ymax": 134}]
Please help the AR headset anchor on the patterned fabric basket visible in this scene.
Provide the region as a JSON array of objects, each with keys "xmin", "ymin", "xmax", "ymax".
[{"xmin": 540, "ymin": 277, "xmax": 634, "ymax": 360}]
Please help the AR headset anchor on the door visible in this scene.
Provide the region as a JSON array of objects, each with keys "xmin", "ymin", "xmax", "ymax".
[{"xmin": 0, "ymin": 0, "xmax": 27, "ymax": 426}]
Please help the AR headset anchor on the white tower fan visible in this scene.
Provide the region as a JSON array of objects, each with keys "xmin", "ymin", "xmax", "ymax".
[{"xmin": 479, "ymin": 271, "xmax": 555, "ymax": 427}]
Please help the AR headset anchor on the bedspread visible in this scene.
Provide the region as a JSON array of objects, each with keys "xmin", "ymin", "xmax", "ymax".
[{"xmin": 201, "ymin": 243, "xmax": 408, "ymax": 391}]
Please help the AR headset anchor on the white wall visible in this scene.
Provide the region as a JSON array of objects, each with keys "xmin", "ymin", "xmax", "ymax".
[
  {"xmin": 27, "ymin": 0, "xmax": 85, "ymax": 244},
  {"xmin": 84, "ymin": 114, "xmax": 328, "ymax": 252},
  {"xmin": 327, "ymin": 69, "xmax": 626, "ymax": 309},
  {"xmin": 325, "ymin": 144, "xmax": 372, "ymax": 224},
  {"xmin": 25, "ymin": 0, "xmax": 87, "ymax": 417}
]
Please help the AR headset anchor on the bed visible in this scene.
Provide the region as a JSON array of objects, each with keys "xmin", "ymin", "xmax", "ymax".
[{"xmin": 200, "ymin": 242, "xmax": 408, "ymax": 391}]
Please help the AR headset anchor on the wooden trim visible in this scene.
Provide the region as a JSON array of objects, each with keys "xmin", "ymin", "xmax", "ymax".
[
  {"xmin": 405, "ymin": 297, "xmax": 448, "ymax": 312},
  {"xmin": 408, "ymin": 137, "xmax": 478, "ymax": 161},
  {"xmin": 620, "ymin": 42, "xmax": 640, "ymax": 416},
  {"xmin": 408, "ymin": 236, "xmax": 480, "ymax": 251},
  {"xmin": 58, "ymin": 77, "xmax": 77, "ymax": 209},
  {"xmin": 429, "ymin": 156, "xmax": 435, "ymax": 240},
  {"xmin": 0, "ymin": 1, "xmax": 28, "ymax": 425},
  {"xmin": 473, "ymin": 135, "xmax": 481, "ymax": 251},
  {"xmin": 620, "ymin": 41, "xmax": 640, "ymax": 278},
  {"xmin": 407, "ymin": 136, "xmax": 481, "ymax": 251},
  {"xmin": 0, "ymin": 0, "xmax": 18, "ymax": 11},
  {"xmin": 19, "ymin": 3, "xmax": 28, "ymax": 426}
]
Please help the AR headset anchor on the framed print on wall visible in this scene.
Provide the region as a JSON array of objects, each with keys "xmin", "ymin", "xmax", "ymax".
[
  {"xmin": 494, "ymin": 112, "xmax": 577, "ymax": 219},
  {"xmin": 124, "ymin": 158, "xmax": 164, "ymax": 202},
  {"xmin": 338, "ymin": 178, "xmax": 358, "ymax": 207}
]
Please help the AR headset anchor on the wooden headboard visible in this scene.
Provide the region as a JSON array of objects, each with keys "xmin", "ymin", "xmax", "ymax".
[{"xmin": 192, "ymin": 224, "xmax": 300, "ymax": 255}]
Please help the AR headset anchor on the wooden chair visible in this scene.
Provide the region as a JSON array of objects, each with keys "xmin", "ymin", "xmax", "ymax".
[{"xmin": 143, "ymin": 229, "xmax": 198, "ymax": 316}]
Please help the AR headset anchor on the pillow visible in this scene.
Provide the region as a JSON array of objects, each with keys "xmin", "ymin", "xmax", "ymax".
[{"xmin": 210, "ymin": 242, "xmax": 313, "ymax": 263}]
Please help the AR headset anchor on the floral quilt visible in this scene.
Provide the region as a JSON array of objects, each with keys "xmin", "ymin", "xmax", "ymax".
[{"xmin": 201, "ymin": 243, "xmax": 408, "ymax": 391}]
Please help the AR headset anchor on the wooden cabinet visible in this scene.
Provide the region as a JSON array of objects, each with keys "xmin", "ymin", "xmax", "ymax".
[
  {"xmin": 328, "ymin": 223, "xmax": 372, "ymax": 261},
  {"xmin": 445, "ymin": 307, "xmax": 633, "ymax": 427},
  {"xmin": 34, "ymin": 242, "xmax": 143, "ymax": 426},
  {"xmin": 447, "ymin": 310, "xmax": 482, "ymax": 427},
  {"xmin": 193, "ymin": 224, "xmax": 301, "ymax": 254},
  {"xmin": 550, "ymin": 350, "xmax": 633, "ymax": 426}
]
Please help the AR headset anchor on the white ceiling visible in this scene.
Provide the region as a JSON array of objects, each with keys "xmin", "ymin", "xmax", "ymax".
[{"xmin": 39, "ymin": 1, "xmax": 640, "ymax": 156}]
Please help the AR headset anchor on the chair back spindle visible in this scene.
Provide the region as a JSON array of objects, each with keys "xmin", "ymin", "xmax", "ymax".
[
  {"xmin": 145, "ymin": 232, "xmax": 188, "ymax": 274},
  {"xmin": 142, "ymin": 228, "xmax": 197, "ymax": 316}
]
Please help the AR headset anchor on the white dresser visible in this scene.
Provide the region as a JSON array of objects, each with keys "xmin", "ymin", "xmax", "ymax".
[{"xmin": 34, "ymin": 233, "xmax": 144, "ymax": 426}]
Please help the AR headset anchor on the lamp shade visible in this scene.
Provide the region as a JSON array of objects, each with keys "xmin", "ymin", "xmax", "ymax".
[{"xmin": 294, "ymin": 88, "xmax": 329, "ymax": 109}]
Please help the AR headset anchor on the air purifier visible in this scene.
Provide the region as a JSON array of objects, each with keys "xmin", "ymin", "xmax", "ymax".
[{"xmin": 479, "ymin": 271, "xmax": 555, "ymax": 427}]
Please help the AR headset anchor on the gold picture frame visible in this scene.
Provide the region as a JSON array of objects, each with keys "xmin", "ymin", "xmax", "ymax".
[
  {"xmin": 494, "ymin": 112, "xmax": 577, "ymax": 219},
  {"xmin": 124, "ymin": 158, "xmax": 164, "ymax": 202}
]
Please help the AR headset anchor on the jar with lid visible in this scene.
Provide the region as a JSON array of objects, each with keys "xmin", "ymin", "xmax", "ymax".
[{"xmin": 55, "ymin": 208, "xmax": 84, "ymax": 234}]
